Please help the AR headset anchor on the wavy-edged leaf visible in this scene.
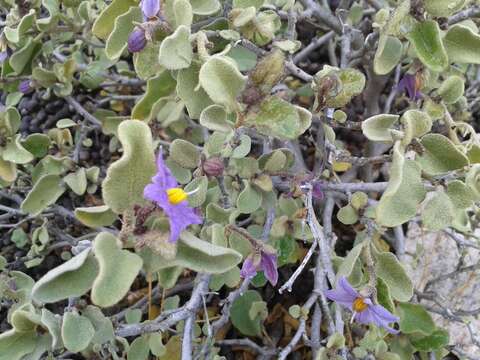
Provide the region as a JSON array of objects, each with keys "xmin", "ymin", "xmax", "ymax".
[
  {"xmin": 105, "ymin": 7, "xmax": 142, "ymax": 60},
  {"xmin": 199, "ymin": 56, "xmax": 247, "ymax": 112},
  {"xmin": 62, "ymin": 312, "xmax": 95, "ymax": 352},
  {"xmin": 245, "ymin": 96, "xmax": 312, "ymax": 140},
  {"xmin": 158, "ymin": 25, "xmax": 193, "ymax": 70},
  {"xmin": 376, "ymin": 143, "xmax": 426, "ymax": 227},
  {"xmin": 32, "ymin": 249, "xmax": 98, "ymax": 303},
  {"xmin": 132, "ymin": 71, "xmax": 176, "ymax": 121},
  {"xmin": 417, "ymin": 134, "xmax": 469, "ymax": 175},
  {"xmin": 21, "ymin": 174, "xmax": 65, "ymax": 216},
  {"xmin": 102, "ymin": 120, "xmax": 156, "ymax": 213},
  {"xmin": 177, "ymin": 63, "xmax": 213, "ymax": 119},
  {"xmin": 407, "ymin": 20, "xmax": 448, "ymax": 72},
  {"xmin": 374, "ymin": 35, "xmax": 403, "ymax": 75},
  {"xmin": 75, "ymin": 205, "xmax": 118, "ymax": 228},
  {"xmin": 374, "ymin": 251, "xmax": 413, "ymax": 302},
  {"xmin": 91, "ymin": 232, "xmax": 143, "ymax": 307},
  {"xmin": 444, "ymin": 24, "xmax": 480, "ymax": 64},
  {"xmin": 140, "ymin": 231, "xmax": 242, "ymax": 274},
  {"xmin": 92, "ymin": 0, "xmax": 138, "ymax": 39},
  {"xmin": 361, "ymin": 114, "xmax": 399, "ymax": 142}
]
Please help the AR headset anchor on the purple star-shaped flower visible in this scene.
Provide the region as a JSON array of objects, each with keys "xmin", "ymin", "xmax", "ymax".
[
  {"xmin": 240, "ymin": 245, "xmax": 278, "ymax": 286},
  {"xmin": 325, "ymin": 277, "xmax": 399, "ymax": 334},
  {"xmin": 397, "ymin": 73, "xmax": 423, "ymax": 101},
  {"xmin": 140, "ymin": 0, "xmax": 160, "ymax": 19},
  {"xmin": 144, "ymin": 150, "xmax": 202, "ymax": 243}
]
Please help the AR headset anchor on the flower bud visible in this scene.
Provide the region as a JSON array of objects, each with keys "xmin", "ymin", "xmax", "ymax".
[
  {"xmin": 18, "ymin": 80, "xmax": 33, "ymax": 94},
  {"xmin": 127, "ymin": 29, "xmax": 147, "ymax": 53},
  {"xmin": 140, "ymin": 0, "xmax": 160, "ymax": 19},
  {"xmin": 202, "ymin": 157, "xmax": 224, "ymax": 176}
]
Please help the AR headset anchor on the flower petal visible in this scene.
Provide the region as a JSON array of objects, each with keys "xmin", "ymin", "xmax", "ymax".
[
  {"xmin": 356, "ymin": 305, "xmax": 399, "ymax": 334},
  {"xmin": 240, "ymin": 257, "xmax": 257, "ymax": 279},
  {"xmin": 338, "ymin": 277, "xmax": 360, "ymax": 298},
  {"xmin": 261, "ymin": 251, "xmax": 278, "ymax": 286},
  {"xmin": 141, "ymin": 0, "xmax": 160, "ymax": 19},
  {"xmin": 165, "ymin": 203, "xmax": 202, "ymax": 243},
  {"xmin": 324, "ymin": 289, "xmax": 355, "ymax": 309},
  {"xmin": 370, "ymin": 304, "xmax": 399, "ymax": 323},
  {"xmin": 355, "ymin": 308, "xmax": 375, "ymax": 325},
  {"xmin": 152, "ymin": 150, "xmax": 178, "ymax": 189}
]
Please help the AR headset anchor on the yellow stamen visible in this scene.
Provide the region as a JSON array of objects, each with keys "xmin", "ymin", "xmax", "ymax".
[
  {"xmin": 167, "ymin": 188, "xmax": 188, "ymax": 205},
  {"xmin": 353, "ymin": 297, "xmax": 368, "ymax": 312}
]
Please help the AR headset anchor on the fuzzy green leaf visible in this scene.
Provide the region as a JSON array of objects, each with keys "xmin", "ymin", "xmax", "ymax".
[
  {"xmin": 400, "ymin": 110, "xmax": 432, "ymax": 146},
  {"xmin": 64, "ymin": 168, "xmax": 88, "ymax": 196},
  {"xmin": 170, "ymin": 139, "xmax": 200, "ymax": 169},
  {"xmin": 374, "ymin": 35, "xmax": 403, "ymax": 75},
  {"xmin": 4, "ymin": 10, "xmax": 36, "ymax": 44},
  {"xmin": 410, "ymin": 329, "xmax": 449, "ymax": 351},
  {"xmin": 424, "ymin": 0, "xmax": 466, "ymax": 17},
  {"xmin": 407, "ymin": 20, "xmax": 448, "ymax": 72},
  {"xmin": 438, "ymin": 76, "xmax": 465, "ymax": 104},
  {"xmin": 444, "ymin": 25, "xmax": 480, "ymax": 64},
  {"xmin": 132, "ymin": 71, "xmax": 176, "ymax": 121},
  {"xmin": 337, "ymin": 204, "xmax": 359, "ymax": 225},
  {"xmin": 397, "ymin": 303, "xmax": 435, "ymax": 335},
  {"xmin": 0, "ymin": 330, "xmax": 37, "ymax": 360},
  {"xmin": 374, "ymin": 251, "xmax": 413, "ymax": 302},
  {"xmin": 91, "ymin": 232, "xmax": 143, "ymax": 307},
  {"xmin": 237, "ymin": 181, "xmax": 262, "ymax": 214},
  {"xmin": 158, "ymin": 25, "xmax": 193, "ymax": 70},
  {"xmin": 417, "ymin": 134, "xmax": 469, "ymax": 175},
  {"xmin": 134, "ymin": 42, "xmax": 163, "ymax": 80},
  {"xmin": 105, "ymin": 7, "xmax": 142, "ymax": 60},
  {"xmin": 199, "ymin": 105, "xmax": 232, "ymax": 132},
  {"xmin": 376, "ymin": 144, "xmax": 426, "ymax": 227},
  {"xmin": 92, "ymin": 0, "xmax": 138, "ymax": 39},
  {"xmin": 190, "ymin": 0, "xmax": 220, "ymax": 15},
  {"xmin": 32, "ymin": 249, "xmax": 98, "ymax": 303},
  {"xmin": 421, "ymin": 191, "xmax": 455, "ymax": 231},
  {"xmin": 140, "ymin": 231, "xmax": 242, "ymax": 274},
  {"xmin": 3, "ymin": 135, "xmax": 34, "ymax": 164},
  {"xmin": 177, "ymin": 63, "xmax": 213, "ymax": 119},
  {"xmin": 362, "ymin": 114, "xmax": 400, "ymax": 142},
  {"xmin": 199, "ymin": 56, "xmax": 247, "ymax": 112},
  {"xmin": 102, "ymin": 120, "xmax": 156, "ymax": 213},
  {"xmin": 62, "ymin": 312, "xmax": 94, "ymax": 352},
  {"xmin": 75, "ymin": 205, "xmax": 118, "ymax": 228},
  {"xmin": 245, "ymin": 96, "xmax": 312, "ymax": 140},
  {"xmin": 446, "ymin": 180, "xmax": 473, "ymax": 209},
  {"xmin": 21, "ymin": 174, "xmax": 66, "ymax": 216},
  {"xmin": 231, "ymin": 290, "xmax": 264, "ymax": 336}
]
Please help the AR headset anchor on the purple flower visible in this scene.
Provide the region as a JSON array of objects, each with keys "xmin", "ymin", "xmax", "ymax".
[
  {"xmin": 18, "ymin": 80, "xmax": 33, "ymax": 94},
  {"xmin": 397, "ymin": 73, "xmax": 423, "ymax": 101},
  {"xmin": 144, "ymin": 150, "xmax": 202, "ymax": 243},
  {"xmin": 140, "ymin": 0, "xmax": 160, "ymax": 19},
  {"xmin": 240, "ymin": 245, "xmax": 278, "ymax": 286},
  {"xmin": 128, "ymin": 29, "xmax": 147, "ymax": 53},
  {"xmin": 0, "ymin": 51, "xmax": 7, "ymax": 64},
  {"xmin": 325, "ymin": 277, "xmax": 399, "ymax": 334}
]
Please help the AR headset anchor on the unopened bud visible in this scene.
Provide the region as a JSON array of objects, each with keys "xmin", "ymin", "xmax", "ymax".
[
  {"xmin": 203, "ymin": 157, "xmax": 224, "ymax": 176},
  {"xmin": 18, "ymin": 80, "xmax": 33, "ymax": 94},
  {"xmin": 128, "ymin": 29, "xmax": 147, "ymax": 53}
]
